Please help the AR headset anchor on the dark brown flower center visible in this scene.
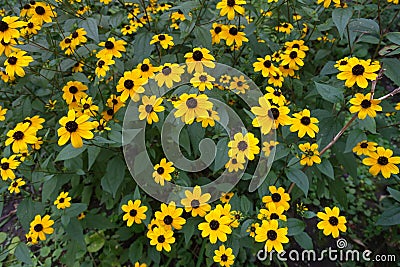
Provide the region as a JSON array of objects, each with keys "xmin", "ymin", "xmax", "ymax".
[
  {"xmin": 65, "ymin": 121, "xmax": 78, "ymax": 132},
  {"xmin": 231, "ymin": 158, "xmax": 237, "ymax": 164},
  {"xmin": 271, "ymin": 193, "xmax": 281, "ymax": 202},
  {"xmin": 329, "ymin": 216, "xmax": 339, "ymax": 226},
  {"xmin": 238, "ymin": 140, "xmax": 248, "ymax": 151},
  {"xmin": 292, "ymin": 44, "xmax": 300, "ymax": 49},
  {"xmin": 130, "ymin": 209, "xmax": 137, "ymax": 216},
  {"xmin": 105, "ymin": 41, "xmax": 114, "ymax": 49},
  {"xmin": 250, "ymin": 226, "xmax": 256, "ymax": 232},
  {"xmin": 158, "ymin": 34, "xmax": 166, "ymax": 41},
  {"xmin": 12, "ymin": 181, "xmax": 18, "ymax": 187},
  {"xmin": 163, "ymin": 215, "xmax": 173, "ymax": 225},
  {"xmin": 7, "ymin": 56, "xmax": 17, "ymax": 65},
  {"xmin": 1, "ymin": 163, "xmax": 10, "ymax": 170},
  {"xmin": 340, "ymin": 60, "xmax": 347, "ymax": 66},
  {"xmin": 267, "ymin": 230, "xmax": 277, "ymax": 240},
  {"xmin": 352, "ymin": 64, "xmax": 365, "ymax": 76},
  {"xmin": 229, "ymin": 27, "xmax": 238, "ymax": 35},
  {"xmin": 145, "ymin": 104, "xmax": 153, "ymax": 113},
  {"xmin": 157, "ymin": 167, "xmax": 164, "ymax": 174},
  {"xmin": 270, "ymin": 108, "xmax": 279, "ymax": 119},
  {"xmin": 270, "ymin": 213, "xmax": 279, "ymax": 220},
  {"xmin": 124, "ymin": 79, "xmax": 134, "ymax": 89},
  {"xmin": 157, "ymin": 235, "xmax": 165, "ymax": 243},
  {"xmin": 24, "ymin": 4, "xmax": 31, "ymax": 9},
  {"xmin": 283, "ymin": 23, "xmax": 289, "ymax": 28},
  {"xmin": 360, "ymin": 100, "xmax": 371, "ymax": 109},
  {"xmin": 97, "ymin": 60, "xmax": 105, "ymax": 68},
  {"xmin": 227, "ymin": 0, "xmax": 236, "ymax": 7},
  {"xmin": 360, "ymin": 142, "xmax": 368, "ymax": 148},
  {"xmin": 214, "ymin": 26, "xmax": 222, "ymax": 34},
  {"xmin": 273, "ymin": 90, "xmax": 281, "ymax": 96},
  {"xmin": 112, "ymin": 99, "xmax": 118, "ymax": 105},
  {"xmin": 162, "ymin": 66, "xmax": 172, "ymax": 75},
  {"xmin": 59, "ymin": 197, "xmax": 65, "ymax": 203},
  {"xmin": 199, "ymin": 75, "xmax": 208, "ymax": 82},
  {"xmin": 27, "ymin": 22, "xmax": 34, "ymax": 28},
  {"xmin": 69, "ymin": 86, "xmax": 78, "ymax": 94},
  {"xmin": 193, "ymin": 50, "xmax": 203, "ymax": 61},
  {"xmin": 65, "ymin": 38, "xmax": 71, "ymax": 44},
  {"xmin": 141, "ymin": 64, "xmax": 150, "ymax": 72},
  {"xmin": 263, "ymin": 60, "xmax": 272, "ymax": 68},
  {"xmin": 107, "ymin": 109, "xmax": 114, "ymax": 115},
  {"xmin": 191, "ymin": 199, "xmax": 200, "ymax": 208},
  {"xmin": 71, "ymin": 31, "xmax": 78, "ymax": 38},
  {"xmin": 34, "ymin": 223, "xmax": 43, "ymax": 232},
  {"xmin": 35, "ymin": 6, "xmax": 45, "ymax": 15},
  {"xmin": 221, "ymin": 254, "xmax": 228, "ymax": 262},
  {"xmin": 289, "ymin": 51, "xmax": 298, "ymax": 59},
  {"xmin": 186, "ymin": 97, "xmax": 198, "ymax": 109},
  {"xmin": 13, "ymin": 131, "xmax": 24, "ymax": 140},
  {"xmin": 300, "ymin": 116, "xmax": 311, "ymax": 126},
  {"xmin": 209, "ymin": 220, "xmax": 220, "ymax": 230},
  {"xmin": 83, "ymin": 103, "xmax": 90, "ymax": 109},
  {"xmin": 377, "ymin": 156, "xmax": 388, "ymax": 166}
]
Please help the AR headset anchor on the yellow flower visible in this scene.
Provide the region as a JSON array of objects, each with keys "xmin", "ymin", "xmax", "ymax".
[
  {"xmin": 225, "ymin": 157, "xmax": 245, "ymax": 172},
  {"xmin": 21, "ymin": 115, "xmax": 45, "ymax": 131},
  {"xmin": 185, "ymin": 47, "xmax": 215, "ymax": 73},
  {"xmin": 5, "ymin": 123, "xmax": 38, "ymax": 153},
  {"xmin": 29, "ymin": 214, "xmax": 54, "ymax": 241},
  {"xmin": 116, "ymin": 69, "xmax": 147, "ymax": 102},
  {"xmin": 280, "ymin": 48, "xmax": 306, "ymax": 69},
  {"xmin": 4, "ymin": 50, "xmax": 33, "ymax": 78},
  {"xmin": 262, "ymin": 140, "xmax": 279, "ymax": 157},
  {"xmin": 258, "ymin": 202, "xmax": 287, "ymax": 221},
  {"xmin": 148, "ymin": 226, "xmax": 175, "ymax": 252},
  {"xmin": 0, "ymin": 155, "xmax": 20, "ymax": 181},
  {"xmin": 317, "ymin": 0, "xmax": 332, "ymax": 8},
  {"xmin": 121, "ymin": 199, "xmax": 148, "ymax": 226},
  {"xmin": 247, "ymin": 222, "xmax": 259, "ymax": 237},
  {"xmin": 299, "ymin": 143, "xmax": 321, "ymax": 166},
  {"xmin": 97, "ymin": 37, "xmax": 127, "ymax": 58},
  {"xmin": 190, "ymin": 72, "xmax": 215, "ymax": 91},
  {"xmin": 70, "ymin": 28, "xmax": 87, "ymax": 47},
  {"xmin": 0, "ymin": 38, "xmax": 19, "ymax": 57},
  {"xmin": 265, "ymin": 87, "xmax": 286, "ymax": 106},
  {"xmin": 95, "ymin": 56, "xmax": 115, "ymax": 78},
  {"xmin": 213, "ymin": 245, "xmax": 235, "ymax": 267},
  {"xmin": 253, "ymin": 55, "xmax": 279, "ymax": 77},
  {"xmin": 54, "ymin": 191, "xmax": 72, "ymax": 209},
  {"xmin": 138, "ymin": 95, "xmax": 165, "ymax": 124},
  {"xmin": 289, "ymin": 109, "xmax": 319, "ymax": 138},
  {"xmin": 220, "ymin": 192, "xmax": 234, "ymax": 203},
  {"xmin": 77, "ymin": 212, "xmax": 85, "ymax": 220},
  {"xmin": 31, "ymin": 3, "xmax": 57, "ymax": 25},
  {"xmin": 173, "ymin": 93, "xmax": 213, "ymax": 125},
  {"xmin": 155, "ymin": 201, "xmax": 186, "ymax": 230},
  {"xmin": 45, "ymin": 99, "xmax": 57, "ymax": 110},
  {"xmin": 352, "ymin": 140, "xmax": 377, "ymax": 156},
  {"xmin": 0, "ymin": 106, "xmax": 7, "ymax": 121},
  {"xmin": 362, "ymin": 147, "xmax": 400, "ymax": 178},
  {"xmin": 229, "ymin": 75, "xmax": 249, "ymax": 94},
  {"xmin": 267, "ymin": 71, "xmax": 284, "ymax": 88},
  {"xmin": 336, "ymin": 57, "xmax": 380, "ymax": 88},
  {"xmin": 80, "ymin": 97, "xmax": 99, "ymax": 117},
  {"xmin": 136, "ymin": 58, "xmax": 160, "ymax": 80},
  {"xmin": 349, "ymin": 93, "xmax": 382, "ymax": 119},
  {"xmin": 216, "ymin": 0, "xmax": 246, "ymax": 20},
  {"xmin": 228, "ymin": 132, "xmax": 260, "ymax": 162},
  {"xmin": 275, "ymin": 22, "xmax": 293, "ymax": 34},
  {"xmin": 220, "ymin": 25, "xmax": 248, "ymax": 47},
  {"xmin": 150, "ymin": 33, "xmax": 174, "ymax": 49},
  {"xmin": 196, "ymin": 109, "xmax": 220, "ymax": 128},
  {"xmin": 317, "ymin": 206, "xmax": 347, "ymax": 238},
  {"xmin": 252, "ymin": 97, "xmax": 291, "ymax": 134},
  {"xmin": 152, "ymin": 158, "xmax": 175, "ymax": 186},
  {"xmin": 181, "ymin": 185, "xmax": 211, "ymax": 217},
  {"xmin": 62, "ymin": 81, "xmax": 88, "ymax": 105},
  {"xmin": 134, "ymin": 262, "xmax": 147, "ymax": 267},
  {"xmin": 154, "ymin": 63, "xmax": 185, "ymax": 88},
  {"xmin": 57, "ymin": 110, "xmax": 95, "ymax": 148},
  {"xmin": 25, "ymin": 232, "xmax": 38, "ymax": 246},
  {"xmin": 8, "ymin": 178, "xmax": 25, "ymax": 194},
  {"xmin": 262, "ymin": 186, "xmax": 290, "ymax": 211},
  {"xmin": 211, "ymin": 23, "xmax": 227, "ymax": 44},
  {"xmin": 255, "ymin": 220, "xmax": 289, "ymax": 252},
  {"xmin": 198, "ymin": 208, "xmax": 232, "ymax": 244},
  {"xmin": 0, "ymin": 16, "xmax": 26, "ymax": 43}
]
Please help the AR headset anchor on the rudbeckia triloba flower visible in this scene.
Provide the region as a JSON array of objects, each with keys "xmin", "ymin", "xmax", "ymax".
[
  {"xmin": 0, "ymin": 39, "xmax": 19, "ymax": 57},
  {"xmin": 29, "ymin": 214, "xmax": 54, "ymax": 241},
  {"xmin": 136, "ymin": 58, "xmax": 159, "ymax": 80},
  {"xmin": 210, "ymin": 23, "xmax": 226, "ymax": 44},
  {"xmin": 228, "ymin": 132, "xmax": 260, "ymax": 162},
  {"xmin": 275, "ymin": 22, "xmax": 293, "ymax": 34},
  {"xmin": 8, "ymin": 178, "xmax": 25, "ymax": 194},
  {"xmin": 154, "ymin": 63, "xmax": 185, "ymax": 88},
  {"xmin": 54, "ymin": 191, "xmax": 72, "ymax": 210},
  {"xmin": 173, "ymin": 93, "xmax": 213, "ymax": 125},
  {"xmin": 25, "ymin": 232, "xmax": 38, "ymax": 246},
  {"xmin": 265, "ymin": 87, "xmax": 286, "ymax": 106},
  {"xmin": 185, "ymin": 47, "xmax": 215, "ymax": 73},
  {"xmin": 0, "ymin": 155, "xmax": 20, "ymax": 180},
  {"xmin": 31, "ymin": 2, "xmax": 57, "ymax": 25},
  {"xmin": 229, "ymin": 75, "xmax": 249, "ymax": 94},
  {"xmin": 21, "ymin": 115, "xmax": 45, "ymax": 131},
  {"xmin": 317, "ymin": 206, "xmax": 347, "ymax": 238},
  {"xmin": 196, "ymin": 109, "xmax": 220, "ymax": 127},
  {"xmin": 262, "ymin": 186, "xmax": 291, "ymax": 211},
  {"xmin": 198, "ymin": 208, "xmax": 232, "ymax": 244},
  {"xmin": 155, "ymin": 201, "xmax": 186, "ymax": 230},
  {"xmin": 247, "ymin": 222, "xmax": 259, "ymax": 237},
  {"xmin": 60, "ymin": 37, "xmax": 76, "ymax": 55},
  {"xmin": 116, "ymin": 69, "xmax": 147, "ymax": 102},
  {"xmin": 262, "ymin": 140, "xmax": 279, "ymax": 157},
  {"xmin": 70, "ymin": 28, "xmax": 87, "ymax": 47},
  {"xmin": 252, "ymin": 97, "xmax": 291, "ymax": 134},
  {"xmin": 258, "ymin": 202, "xmax": 287, "ymax": 221},
  {"xmin": 97, "ymin": 37, "xmax": 127, "ymax": 58},
  {"xmin": 181, "ymin": 185, "xmax": 212, "ymax": 217},
  {"xmin": 152, "ymin": 158, "xmax": 175, "ymax": 186},
  {"xmin": 289, "ymin": 109, "xmax": 319, "ymax": 138},
  {"xmin": 220, "ymin": 192, "xmax": 234, "ymax": 204},
  {"xmin": 5, "ymin": 122, "xmax": 38, "ymax": 153},
  {"xmin": 121, "ymin": 199, "xmax": 148, "ymax": 226},
  {"xmin": 149, "ymin": 33, "xmax": 174, "ymax": 49},
  {"xmin": 317, "ymin": 0, "xmax": 333, "ymax": 8},
  {"xmin": 138, "ymin": 95, "xmax": 165, "ymax": 124},
  {"xmin": 213, "ymin": 245, "xmax": 235, "ymax": 267},
  {"xmin": 216, "ymin": 0, "xmax": 246, "ymax": 20},
  {"xmin": 148, "ymin": 226, "xmax": 175, "ymax": 252},
  {"xmin": 57, "ymin": 110, "xmax": 95, "ymax": 148},
  {"xmin": 299, "ymin": 143, "xmax": 321, "ymax": 166},
  {"xmin": 362, "ymin": 147, "xmax": 400, "ymax": 178},
  {"xmin": 349, "ymin": 93, "xmax": 382, "ymax": 119},
  {"xmin": 62, "ymin": 81, "xmax": 88, "ymax": 104},
  {"xmin": 0, "ymin": 106, "xmax": 7, "ymax": 121},
  {"xmin": 253, "ymin": 55, "xmax": 279, "ymax": 77},
  {"xmin": 80, "ymin": 97, "xmax": 99, "ymax": 117},
  {"xmin": 255, "ymin": 219, "xmax": 289, "ymax": 252},
  {"xmin": 280, "ymin": 48, "xmax": 306, "ymax": 69},
  {"xmin": 268, "ymin": 71, "xmax": 284, "ymax": 88},
  {"xmin": 353, "ymin": 140, "xmax": 377, "ymax": 156},
  {"xmin": 95, "ymin": 56, "xmax": 114, "ymax": 78},
  {"xmin": 4, "ymin": 50, "xmax": 33, "ymax": 78},
  {"xmin": 220, "ymin": 25, "xmax": 248, "ymax": 47},
  {"xmin": 190, "ymin": 72, "xmax": 215, "ymax": 91},
  {"xmin": 225, "ymin": 156, "xmax": 245, "ymax": 172},
  {"xmin": 336, "ymin": 57, "xmax": 380, "ymax": 88},
  {"xmin": 0, "ymin": 16, "xmax": 26, "ymax": 43}
]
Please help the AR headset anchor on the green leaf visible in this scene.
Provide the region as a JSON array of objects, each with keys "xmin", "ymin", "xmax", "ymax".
[
  {"xmin": 213, "ymin": 138, "xmax": 229, "ymax": 172},
  {"xmin": 87, "ymin": 146, "xmax": 101, "ymax": 171},
  {"xmin": 16, "ymin": 199, "xmax": 45, "ymax": 231},
  {"xmin": 303, "ymin": 211, "xmax": 316, "ymax": 219},
  {"xmin": 314, "ymin": 82, "xmax": 344, "ymax": 104},
  {"xmin": 293, "ymin": 232, "xmax": 313, "ymax": 250},
  {"xmin": 80, "ymin": 18, "xmax": 99, "ymax": 43},
  {"xmin": 84, "ymin": 213, "xmax": 116, "ymax": 229},
  {"xmin": 86, "ymin": 232, "xmax": 105, "ymax": 253},
  {"xmin": 316, "ymin": 160, "xmax": 334, "ymax": 180},
  {"xmin": 0, "ymin": 232, "xmax": 7, "ymax": 243},
  {"xmin": 240, "ymin": 196, "xmax": 253, "ymax": 213},
  {"xmin": 381, "ymin": 58, "xmax": 400, "ymax": 86},
  {"xmin": 14, "ymin": 243, "xmax": 33, "ymax": 265},
  {"xmin": 65, "ymin": 218, "xmax": 85, "ymax": 248},
  {"xmin": 357, "ymin": 117, "xmax": 376, "ymax": 134},
  {"xmin": 193, "ymin": 26, "xmax": 212, "ymax": 50},
  {"xmin": 287, "ymin": 218, "xmax": 306, "ymax": 236},
  {"xmin": 101, "ymin": 157, "xmax": 126, "ymax": 197},
  {"xmin": 134, "ymin": 32, "xmax": 155, "ymax": 64},
  {"xmin": 376, "ymin": 206, "xmax": 400, "ymax": 226},
  {"xmin": 55, "ymin": 144, "xmax": 86, "ymax": 162},
  {"xmin": 388, "ymin": 187, "xmax": 400, "ymax": 203},
  {"xmin": 344, "ymin": 129, "xmax": 367, "ymax": 153},
  {"xmin": 42, "ymin": 175, "xmax": 57, "ymax": 202},
  {"xmin": 332, "ymin": 8, "xmax": 353, "ymax": 39},
  {"xmin": 129, "ymin": 238, "xmax": 144, "ymax": 263},
  {"xmin": 182, "ymin": 217, "xmax": 201, "ymax": 245},
  {"xmin": 386, "ymin": 32, "xmax": 400, "ymax": 45},
  {"xmin": 65, "ymin": 203, "xmax": 88, "ymax": 218},
  {"xmin": 285, "ymin": 168, "xmax": 309, "ymax": 196}
]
